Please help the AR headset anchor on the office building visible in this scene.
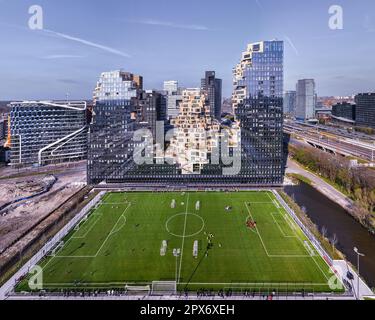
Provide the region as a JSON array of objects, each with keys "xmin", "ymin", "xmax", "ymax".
[
  {"xmin": 283, "ymin": 91, "xmax": 296, "ymax": 115},
  {"xmin": 9, "ymin": 101, "xmax": 87, "ymax": 166},
  {"xmin": 295, "ymin": 79, "xmax": 316, "ymax": 121},
  {"xmin": 137, "ymin": 90, "xmax": 167, "ymax": 139},
  {"xmin": 0, "ymin": 115, "xmax": 8, "ymax": 140},
  {"xmin": 355, "ymin": 93, "xmax": 375, "ymax": 129},
  {"xmin": 232, "ymin": 40, "xmax": 284, "ymax": 185},
  {"xmin": 201, "ymin": 71, "xmax": 222, "ymax": 120},
  {"xmin": 331, "ymin": 102, "xmax": 356, "ymax": 121},
  {"xmin": 163, "ymin": 80, "xmax": 183, "ymax": 120},
  {"xmin": 163, "ymin": 81, "xmax": 178, "ymax": 95},
  {"xmin": 88, "ymin": 71, "xmax": 143, "ymax": 184}
]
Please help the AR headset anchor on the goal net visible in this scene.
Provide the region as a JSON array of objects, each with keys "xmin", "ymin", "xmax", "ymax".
[
  {"xmin": 125, "ymin": 284, "xmax": 151, "ymax": 295},
  {"xmin": 151, "ymin": 281, "xmax": 177, "ymax": 295}
]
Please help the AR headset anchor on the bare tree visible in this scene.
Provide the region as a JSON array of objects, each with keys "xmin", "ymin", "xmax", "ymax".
[
  {"xmin": 321, "ymin": 226, "xmax": 328, "ymax": 239},
  {"xmin": 330, "ymin": 233, "xmax": 338, "ymax": 250}
]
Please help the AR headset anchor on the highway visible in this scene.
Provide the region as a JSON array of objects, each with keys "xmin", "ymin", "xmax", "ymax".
[{"xmin": 284, "ymin": 122, "xmax": 375, "ymax": 162}]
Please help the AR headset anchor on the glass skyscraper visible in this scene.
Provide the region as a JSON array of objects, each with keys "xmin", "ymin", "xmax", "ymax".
[
  {"xmin": 88, "ymin": 71, "xmax": 142, "ymax": 183},
  {"xmin": 355, "ymin": 93, "xmax": 375, "ymax": 129},
  {"xmin": 201, "ymin": 71, "xmax": 222, "ymax": 121},
  {"xmin": 232, "ymin": 40, "xmax": 284, "ymax": 185}
]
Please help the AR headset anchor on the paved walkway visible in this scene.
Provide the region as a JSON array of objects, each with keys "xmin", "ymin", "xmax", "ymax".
[
  {"xmin": 286, "ymin": 159, "xmax": 354, "ymax": 212},
  {"xmin": 333, "ymin": 260, "xmax": 374, "ymax": 299}
]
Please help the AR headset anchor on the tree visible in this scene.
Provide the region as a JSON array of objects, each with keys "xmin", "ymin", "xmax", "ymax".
[
  {"xmin": 321, "ymin": 226, "xmax": 328, "ymax": 239},
  {"xmin": 330, "ymin": 233, "xmax": 338, "ymax": 250}
]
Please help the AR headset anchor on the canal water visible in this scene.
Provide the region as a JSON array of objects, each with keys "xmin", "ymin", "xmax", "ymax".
[{"xmin": 284, "ymin": 181, "xmax": 375, "ymax": 289}]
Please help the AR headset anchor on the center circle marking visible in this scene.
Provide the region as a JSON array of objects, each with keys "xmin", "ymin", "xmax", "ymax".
[{"xmin": 166, "ymin": 213, "xmax": 205, "ymax": 238}]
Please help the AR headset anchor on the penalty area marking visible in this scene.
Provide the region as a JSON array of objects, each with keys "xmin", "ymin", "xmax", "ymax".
[{"xmin": 245, "ymin": 202, "xmax": 310, "ymax": 258}]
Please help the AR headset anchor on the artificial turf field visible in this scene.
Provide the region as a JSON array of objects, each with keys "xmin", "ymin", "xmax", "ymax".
[{"xmin": 19, "ymin": 191, "xmax": 342, "ymax": 293}]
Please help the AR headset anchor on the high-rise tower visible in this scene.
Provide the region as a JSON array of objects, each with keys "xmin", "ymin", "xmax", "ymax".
[
  {"xmin": 232, "ymin": 40, "xmax": 284, "ymax": 185},
  {"xmin": 201, "ymin": 71, "xmax": 222, "ymax": 121}
]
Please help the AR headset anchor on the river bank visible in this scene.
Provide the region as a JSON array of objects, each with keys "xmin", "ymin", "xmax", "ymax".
[{"xmin": 283, "ymin": 181, "xmax": 375, "ymax": 289}]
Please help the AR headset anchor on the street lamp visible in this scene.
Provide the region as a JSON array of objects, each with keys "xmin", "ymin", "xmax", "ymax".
[{"xmin": 353, "ymin": 247, "xmax": 365, "ymax": 300}]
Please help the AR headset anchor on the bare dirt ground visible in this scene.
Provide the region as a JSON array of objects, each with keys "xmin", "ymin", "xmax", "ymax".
[
  {"xmin": 0, "ymin": 162, "xmax": 86, "ymax": 253},
  {"xmin": 0, "ymin": 176, "xmax": 54, "ymax": 208}
]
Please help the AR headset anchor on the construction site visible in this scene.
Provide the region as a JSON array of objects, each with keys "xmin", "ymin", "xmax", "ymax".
[{"xmin": 0, "ymin": 161, "xmax": 95, "ymax": 285}]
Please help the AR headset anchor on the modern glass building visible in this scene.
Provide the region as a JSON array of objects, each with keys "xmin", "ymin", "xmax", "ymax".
[
  {"xmin": 88, "ymin": 71, "xmax": 141, "ymax": 183},
  {"xmin": 232, "ymin": 40, "xmax": 284, "ymax": 185},
  {"xmin": 9, "ymin": 101, "xmax": 87, "ymax": 166},
  {"xmin": 283, "ymin": 91, "xmax": 296, "ymax": 115},
  {"xmin": 201, "ymin": 71, "xmax": 222, "ymax": 121},
  {"xmin": 331, "ymin": 102, "xmax": 356, "ymax": 121},
  {"xmin": 355, "ymin": 93, "xmax": 375, "ymax": 129}
]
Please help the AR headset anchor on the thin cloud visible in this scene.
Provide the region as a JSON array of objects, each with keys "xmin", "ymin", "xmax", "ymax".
[
  {"xmin": 42, "ymin": 54, "xmax": 85, "ymax": 59},
  {"xmin": 129, "ymin": 19, "xmax": 209, "ymax": 31},
  {"xmin": 284, "ymin": 35, "xmax": 299, "ymax": 56},
  {"xmin": 41, "ymin": 29, "xmax": 131, "ymax": 58},
  {"xmin": 0, "ymin": 21, "xmax": 132, "ymax": 58},
  {"xmin": 57, "ymin": 78, "xmax": 81, "ymax": 84}
]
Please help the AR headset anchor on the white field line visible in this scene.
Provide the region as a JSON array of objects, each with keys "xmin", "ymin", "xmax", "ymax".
[
  {"xmin": 52, "ymin": 212, "xmax": 103, "ymax": 255},
  {"xmin": 267, "ymin": 192, "xmax": 330, "ymax": 281},
  {"xmin": 269, "ymin": 193, "xmax": 330, "ymax": 280},
  {"xmin": 93, "ymin": 203, "xmax": 131, "ymax": 257},
  {"xmin": 245, "ymin": 202, "xmax": 310, "ymax": 258},
  {"xmin": 244, "ymin": 202, "xmax": 274, "ymax": 204},
  {"xmin": 72, "ymin": 213, "xmax": 103, "ymax": 239},
  {"xmin": 265, "ymin": 192, "xmax": 297, "ymax": 238},
  {"xmin": 41, "ymin": 281, "xmax": 328, "ymax": 287},
  {"xmin": 178, "ymin": 193, "xmax": 190, "ymax": 283},
  {"xmin": 269, "ymin": 212, "xmax": 296, "ymax": 238},
  {"xmin": 244, "ymin": 206, "xmax": 258, "ymax": 235},
  {"xmin": 50, "ymin": 203, "xmax": 130, "ymax": 260},
  {"xmin": 100, "ymin": 203, "xmax": 130, "ymax": 205}
]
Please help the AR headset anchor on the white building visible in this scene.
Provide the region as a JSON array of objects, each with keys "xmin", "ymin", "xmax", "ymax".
[
  {"xmin": 296, "ymin": 79, "xmax": 316, "ymax": 121},
  {"xmin": 163, "ymin": 80, "xmax": 183, "ymax": 120}
]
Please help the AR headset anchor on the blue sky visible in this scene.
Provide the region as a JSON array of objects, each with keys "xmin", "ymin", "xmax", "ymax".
[{"xmin": 0, "ymin": 0, "xmax": 375, "ymax": 100}]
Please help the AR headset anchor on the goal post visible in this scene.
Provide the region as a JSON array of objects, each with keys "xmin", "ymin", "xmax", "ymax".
[
  {"xmin": 125, "ymin": 284, "xmax": 151, "ymax": 295},
  {"xmin": 151, "ymin": 281, "xmax": 177, "ymax": 295}
]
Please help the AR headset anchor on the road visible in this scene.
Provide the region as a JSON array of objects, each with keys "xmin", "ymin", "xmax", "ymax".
[
  {"xmin": 0, "ymin": 161, "xmax": 87, "ymax": 179},
  {"xmin": 284, "ymin": 123, "xmax": 375, "ymax": 161}
]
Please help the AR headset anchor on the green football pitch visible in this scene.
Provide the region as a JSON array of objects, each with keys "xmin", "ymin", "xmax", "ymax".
[{"xmin": 18, "ymin": 191, "xmax": 342, "ymax": 293}]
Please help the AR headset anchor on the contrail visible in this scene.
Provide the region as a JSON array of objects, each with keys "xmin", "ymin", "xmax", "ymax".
[
  {"xmin": 129, "ymin": 19, "xmax": 209, "ymax": 31},
  {"xmin": 284, "ymin": 35, "xmax": 299, "ymax": 56},
  {"xmin": 42, "ymin": 28, "xmax": 131, "ymax": 58}
]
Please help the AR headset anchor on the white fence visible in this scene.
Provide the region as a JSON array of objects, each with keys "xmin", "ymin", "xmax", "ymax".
[{"xmin": 0, "ymin": 191, "xmax": 106, "ymax": 299}]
